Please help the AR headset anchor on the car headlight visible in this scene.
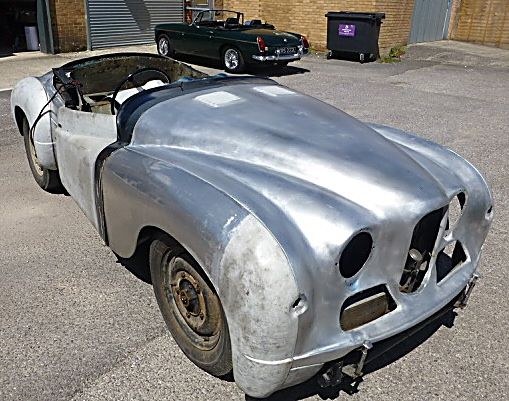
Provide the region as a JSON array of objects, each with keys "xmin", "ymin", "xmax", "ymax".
[{"xmin": 338, "ymin": 232, "xmax": 373, "ymax": 278}]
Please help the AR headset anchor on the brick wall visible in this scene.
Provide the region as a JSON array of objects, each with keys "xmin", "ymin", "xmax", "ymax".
[
  {"xmin": 222, "ymin": 0, "xmax": 260, "ymax": 21},
  {"xmin": 372, "ymin": 0, "xmax": 414, "ymax": 50},
  {"xmin": 49, "ymin": 0, "xmax": 87, "ymax": 52},
  {"xmin": 450, "ymin": 0, "xmax": 509, "ymax": 49},
  {"xmin": 221, "ymin": 0, "xmax": 415, "ymax": 52},
  {"xmin": 45, "ymin": 0, "xmax": 509, "ymax": 54}
]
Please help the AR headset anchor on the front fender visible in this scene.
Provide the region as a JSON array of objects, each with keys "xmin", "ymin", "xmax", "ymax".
[
  {"xmin": 219, "ymin": 214, "xmax": 300, "ymax": 398},
  {"xmin": 11, "ymin": 75, "xmax": 58, "ymax": 170},
  {"xmin": 102, "ymin": 150, "xmax": 301, "ymax": 397}
]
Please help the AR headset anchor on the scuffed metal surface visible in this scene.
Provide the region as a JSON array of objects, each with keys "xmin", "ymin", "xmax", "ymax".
[
  {"xmin": 10, "ymin": 74, "xmax": 58, "ymax": 170},
  {"xmin": 54, "ymin": 107, "xmax": 116, "ymax": 230},
  {"xmin": 219, "ymin": 214, "xmax": 299, "ymax": 397},
  {"xmin": 10, "ymin": 53, "xmax": 494, "ymax": 399},
  {"xmin": 104, "ymin": 81, "xmax": 492, "ymax": 396}
]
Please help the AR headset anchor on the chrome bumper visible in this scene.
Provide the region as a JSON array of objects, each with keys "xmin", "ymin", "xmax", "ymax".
[
  {"xmin": 252, "ymin": 47, "xmax": 309, "ymax": 62},
  {"xmin": 252, "ymin": 53, "xmax": 302, "ymax": 62}
]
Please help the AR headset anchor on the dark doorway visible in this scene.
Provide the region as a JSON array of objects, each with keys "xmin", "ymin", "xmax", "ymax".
[{"xmin": 0, "ymin": 0, "xmax": 38, "ymax": 56}]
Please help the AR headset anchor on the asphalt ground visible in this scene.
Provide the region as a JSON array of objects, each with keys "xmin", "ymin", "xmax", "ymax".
[{"xmin": 1, "ymin": 41, "xmax": 508, "ymax": 400}]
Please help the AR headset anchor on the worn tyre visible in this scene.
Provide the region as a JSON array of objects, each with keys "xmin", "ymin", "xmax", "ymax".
[
  {"xmin": 150, "ymin": 238, "xmax": 233, "ymax": 377},
  {"xmin": 222, "ymin": 47, "xmax": 245, "ymax": 73},
  {"xmin": 22, "ymin": 116, "xmax": 63, "ymax": 193},
  {"xmin": 157, "ymin": 34, "xmax": 173, "ymax": 57}
]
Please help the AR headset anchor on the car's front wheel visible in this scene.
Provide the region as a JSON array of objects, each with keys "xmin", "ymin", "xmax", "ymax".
[
  {"xmin": 22, "ymin": 116, "xmax": 63, "ymax": 192},
  {"xmin": 150, "ymin": 237, "xmax": 233, "ymax": 377},
  {"xmin": 157, "ymin": 34, "xmax": 173, "ymax": 57},
  {"xmin": 222, "ymin": 47, "xmax": 245, "ymax": 73}
]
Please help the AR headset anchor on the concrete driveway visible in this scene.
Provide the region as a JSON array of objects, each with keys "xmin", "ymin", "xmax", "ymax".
[{"xmin": 0, "ymin": 40, "xmax": 508, "ymax": 401}]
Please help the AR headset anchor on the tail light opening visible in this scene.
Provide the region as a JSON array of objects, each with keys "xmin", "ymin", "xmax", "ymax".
[
  {"xmin": 257, "ymin": 36, "xmax": 268, "ymax": 52},
  {"xmin": 301, "ymin": 35, "xmax": 309, "ymax": 49}
]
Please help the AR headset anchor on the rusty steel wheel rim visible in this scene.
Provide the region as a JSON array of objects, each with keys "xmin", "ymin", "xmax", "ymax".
[
  {"xmin": 163, "ymin": 254, "xmax": 222, "ymax": 350},
  {"xmin": 28, "ymin": 133, "xmax": 44, "ymax": 177}
]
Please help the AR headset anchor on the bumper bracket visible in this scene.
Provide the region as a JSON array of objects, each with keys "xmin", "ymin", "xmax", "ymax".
[
  {"xmin": 342, "ymin": 340, "xmax": 373, "ymax": 379},
  {"xmin": 455, "ymin": 271, "xmax": 482, "ymax": 309}
]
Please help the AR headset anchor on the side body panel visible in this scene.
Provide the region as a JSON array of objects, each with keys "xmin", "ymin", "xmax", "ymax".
[{"xmin": 53, "ymin": 107, "xmax": 117, "ymax": 230}]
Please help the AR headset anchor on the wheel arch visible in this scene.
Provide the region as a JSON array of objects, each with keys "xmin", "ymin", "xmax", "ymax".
[
  {"xmin": 11, "ymin": 76, "xmax": 58, "ymax": 170},
  {"xmin": 101, "ymin": 149, "xmax": 252, "ymax": 292},
  {"xmin": 155, "ymin": 31, "xmax": 167, "ymax": 43},
  {"xmin": 117, "ymin": 225, "xmax": 200, "ymax": 285},
  {"xmin": 14, "ymin": 106, "xmax": 26, "ymax": 135},
  {"xmin": 220, "ymin": 44, "xmax": 247, "ymax": 73},
  {"xmin": 217, "ymin": 213, "xmax": 300, "ymax": 397},
  {"xmin": 122, "ymin": 217, "xmax": 301, "ymax": 398},
  {"xmin": 219, "ymin": 43, "xmax": 243, "ymax": 58}
]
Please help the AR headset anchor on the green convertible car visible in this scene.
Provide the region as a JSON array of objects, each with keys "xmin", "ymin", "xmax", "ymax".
[{"xmin": 155, "ymin": 9, "xmax": 309, "ymax": 73}]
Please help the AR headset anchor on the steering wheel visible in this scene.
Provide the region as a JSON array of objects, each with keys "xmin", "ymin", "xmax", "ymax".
[{"xmin": 111, "ymin": 67, "xmax": 171, "ymax": 115}]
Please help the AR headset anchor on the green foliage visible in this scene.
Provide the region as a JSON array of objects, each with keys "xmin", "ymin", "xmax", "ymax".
[{"xmin": 379, "ymin": 44, "xmax": 407, "ymax": 63}]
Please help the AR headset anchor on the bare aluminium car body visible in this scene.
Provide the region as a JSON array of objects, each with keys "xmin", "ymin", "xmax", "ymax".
[{"xmin": 10, "ymin": 54, "xmax": 493, "ymax": 398}]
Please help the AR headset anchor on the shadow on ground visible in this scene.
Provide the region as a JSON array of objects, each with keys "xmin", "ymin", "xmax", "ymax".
[
  {"xmin": 246, "ymin": 307, "xmax": 457, "ymax": 401},
  {"xmin": 250, "ymin": 64, "xmax": 310, "ymax": 77},
  {"xmin": 0, "ymin": 48, "xmax": 14, "ymax": 58},
  {"xmin": 116, "ymin": 232, "xmax": 460, "ymax": 401},
  {"xmin": 172, "ymin": 53, "xmax": 309, "ymax": 77}
]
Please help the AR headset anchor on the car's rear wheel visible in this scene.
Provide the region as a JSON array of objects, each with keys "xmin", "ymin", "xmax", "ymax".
[
  {"xmin": 222, "ymin": 46, "xmax": 245, "ymax": 73},
  {"xmin": 150, "ymin": 238, "xmax": 233, "ymax": 377},
  {"xmin": 157, "ymin": 34, "xmax": 173, "ymax": 57},
  {"xmin": 22, "ymin": 116, "xmax": 63, "ymax": 192}
]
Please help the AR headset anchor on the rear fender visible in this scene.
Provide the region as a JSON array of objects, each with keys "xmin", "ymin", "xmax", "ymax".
[{"xmin": 11, "ymin": 76, "xmax": 58, "ymax": 170}]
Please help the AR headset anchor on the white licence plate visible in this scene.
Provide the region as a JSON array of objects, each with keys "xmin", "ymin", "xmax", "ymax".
[{"xmin": 279, "ymin": 47, "xmax": 296, "ymax": 54}]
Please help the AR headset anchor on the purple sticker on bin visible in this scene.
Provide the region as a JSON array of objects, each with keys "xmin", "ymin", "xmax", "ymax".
[{"xmin": 339, "ymin": 24, "xmax": 355, "ymax": 36}]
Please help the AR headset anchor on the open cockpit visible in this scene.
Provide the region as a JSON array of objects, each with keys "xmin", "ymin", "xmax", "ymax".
[{"xmin": 53, "ymin": 53, "xmax": 209, "ymax": 114}]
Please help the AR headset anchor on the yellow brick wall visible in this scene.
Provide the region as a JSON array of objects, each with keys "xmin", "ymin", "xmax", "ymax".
[
  {"xmin": 45, "ymin": 0, "xmax": 509, "ymax": 54},
  {"xmin": 451, "ymin": 0, "xmax": 509, "ymax": 49},
  {"xmin": 222, "ymin": 0, "xmax": 415, "ymax": 52},
  {"xmin": 372, "ymin": 0, "xmax": 414, "ymax": 50},
  {"xmin": 50, "ymin": 0, "xmax": 87, "ymax": 52},
  {"xmin": 222, "ymin": 0, "xmax": 260, "ymax": 20}
]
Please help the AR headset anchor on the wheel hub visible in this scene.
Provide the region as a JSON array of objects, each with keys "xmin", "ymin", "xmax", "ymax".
[
  {"xmin": 225, "ymin": 49, "xmax": 239, "ymax": 69},
  {"xmin": 176, "ymin": 275, "xmax": 202, "ymax": 317},
  {"xmin": 164, "ymin": 256, "xmax": 222, "ymax": 342},
  {"xmin": 158, "ymin": 38, "xmax": 168, "ymax": 55},
  {"xmin": 173, "ymin": 270, "xmax": 205, "ymax": 330}
]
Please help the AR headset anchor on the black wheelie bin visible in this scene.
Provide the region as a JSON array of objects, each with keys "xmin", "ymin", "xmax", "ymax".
[{"xmin": 325, "ymin": 11, "xmax": 385, "ymax": 63}]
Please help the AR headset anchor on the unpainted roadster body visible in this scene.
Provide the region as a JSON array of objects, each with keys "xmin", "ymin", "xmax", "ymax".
[{"xmin": 11, "ymin": 53, "xmax": 493, "ymax": 398}]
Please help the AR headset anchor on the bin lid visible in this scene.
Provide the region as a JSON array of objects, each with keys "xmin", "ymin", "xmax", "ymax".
[{"xmin": 325, "ymin": 11, "xmax": 386, "ymax": 20}]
